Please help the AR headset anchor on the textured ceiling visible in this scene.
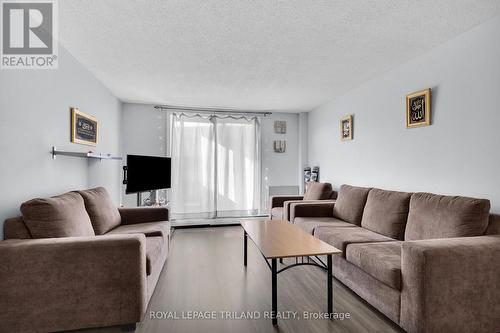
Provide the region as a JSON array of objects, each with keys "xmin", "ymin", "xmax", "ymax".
[{"xmin": 59, "ymin": 1, "xmax": 500, "ymax": 111}]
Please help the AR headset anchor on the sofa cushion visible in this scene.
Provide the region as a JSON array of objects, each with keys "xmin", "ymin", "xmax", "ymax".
[
  {"xmin": 361, "ymin": 189, "xmax": 412, "ymax": 240},
  {"xmin": 4, "ymin": 217, "xmax": 32, "ymax": 239},
  {"xmin": 346, "ymin": 241, "xmax": 402, "ymax": 290},
  {"xmin": 486, "ymin": 214, "xmax": 500, "ymax": 235},
  {"xmin": 294, "ymin": 217, "xmax": 355, "ymax": 235},
  {"xmin": 314, "ymin": 226, "xmax": 394, "ymax": 255},
  {"xmin": 333, "ymin": 185, "xmax": 372, "ymax": 225},
  {"xmin": 145, "ymin": 236, "xmax": 164, "ymax": 276},
  {"xmin": 78, "ymin": 187, "xmax": 121, "ymax": 235},
  {"xmin": 107, "ymin": 221, "xmax": 170, "ymax": 241},
  {"xmin": 303, "ymin": 182, "xmax": 333, "ymax": 200},
  {"xmin": 271, "ymin": 207, "xmax": 284, "ymax": 220},
  {"xmin": 405, "ymin": 193, "xmax": 490, "ymax": 240},
  {"xmin": 21, "ymin": 192, "xmax": 95, "ymax": 238}
]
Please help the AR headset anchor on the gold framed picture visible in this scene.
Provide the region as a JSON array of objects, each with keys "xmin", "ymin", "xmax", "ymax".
[
  {"xmin": 406, "ymin": 88, "xmax": 431, "ymax": 128},
  {"xmin": 340, "ymin": 115, "xmax": 353, "ymax": 141},
  {"xmin": 71, "ymin": 108, "xmax": 98, "ymax": 146}
]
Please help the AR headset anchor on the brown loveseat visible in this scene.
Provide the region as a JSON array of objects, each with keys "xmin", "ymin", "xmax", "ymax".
[
  {"xmin": 0, "ymin": 187, "xmax": 170, "ymax": 332},
  {"xmin": 290, "ymin": 184, "xmax": 500, "ymax": 333},
  {"xmin": 269, "ymin": 182, "xmax": 336, "ymax": 221}
]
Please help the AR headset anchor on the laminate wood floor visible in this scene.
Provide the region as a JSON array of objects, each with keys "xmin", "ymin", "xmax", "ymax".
[{"xmin": 73, "ymin": 226, "xmax": 404, "ymax": 333}]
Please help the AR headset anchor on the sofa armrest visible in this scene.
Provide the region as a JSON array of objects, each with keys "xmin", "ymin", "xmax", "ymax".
[
  {"xmin": 119, "ymin": 206, "xmax": 169, "ymax": 225},
  {"xmin": 0, "ymin": 234, "xmax": 147, "ymax": 332},
  {"xmin": 269, "ymin": 195, "xmax": 304, "ymax": 209},
  {"xmin": 289, "ymin": 201, "xmax": 335, "ymax": 222},
  {"xmin": 283, "ymin": 199, "xmax": 336, "ymax": 221},
  {"xmin": 401, "ymin": 235, "xmax": 500, "ymax": 333},
  {"xmin": 268, "ymin": 196, "xmax": 304, "ymax": 218}
]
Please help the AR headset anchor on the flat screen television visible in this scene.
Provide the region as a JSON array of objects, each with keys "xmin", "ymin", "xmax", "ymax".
[{"xmin": 124, "ymin": 155, "xmax": 171, "ymax": 194}]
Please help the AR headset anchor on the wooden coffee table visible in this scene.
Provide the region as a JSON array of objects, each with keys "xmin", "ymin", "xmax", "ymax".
[{"xmin": 241, "ymin": 220, "xmax": 342, "ymax": 325}]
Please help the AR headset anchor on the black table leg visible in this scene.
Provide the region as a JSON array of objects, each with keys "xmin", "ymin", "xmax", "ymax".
[
  {"xmin": 243, "ymin": 231, "xmax": 247, "ymax": 266},
  {"xmin": 327, "ymin": 254, "xmax": 333, "ymax": 316},
  {"xmin": 271, "ymin": 258, "xmax": 277, "ymax": 325}
]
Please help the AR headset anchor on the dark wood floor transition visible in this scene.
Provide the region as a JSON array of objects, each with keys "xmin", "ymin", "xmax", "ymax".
[{"xmin": 76, "ymin": 226, "xmax": 403, "ymax": 333}]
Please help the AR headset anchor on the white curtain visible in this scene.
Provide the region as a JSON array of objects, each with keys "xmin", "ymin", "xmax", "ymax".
[
  {"xmin": 170, "ymin": 113, "xmax": 260, "ymax": 220},
  {"xmin": 216, "ymin": 117, "xmax": 260, "ymax": 217},
  {"xmin": 170, "ymin": 114, "xmax": 215, "ymax": 219}
]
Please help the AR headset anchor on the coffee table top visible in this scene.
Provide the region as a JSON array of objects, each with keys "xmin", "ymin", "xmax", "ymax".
[{"xmin": 241, "ymin": 220, "xmax": 342, "ymax": 259}]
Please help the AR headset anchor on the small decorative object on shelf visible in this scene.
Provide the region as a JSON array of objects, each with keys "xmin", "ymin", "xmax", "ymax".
[
  {"xmin": 340, "ymin": 115, "xmax": 353, "ymax": 141},
  {"xmin": 71, "ymin": 107, "xmax": 99, "ymax": 146},
  {"xmin": 311, "ymin": 166, "xmax": 320, "ymax": 182},
  {"xmin": 304, "ymin": 166, "xmax": 320, "ymax": 192},
  {"xmin": 406, "ymin": 88, "xmax": 431, "ymax": 128},
  {"xmin": 304, "ymin": 167, "xmax": 311, "ymax": 193},
  {"xmin": 273, "ymin": 140, "xmax": 286, "ymax": 153},
  {"xmin": 274, "ymin": 120, "xmax": 287, "ymax": 134}
]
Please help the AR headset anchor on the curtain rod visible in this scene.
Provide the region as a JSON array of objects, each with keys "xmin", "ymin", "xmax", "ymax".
[{"xmin": 154, "ymin": 104, "xmax": 272, "ymax": 116}]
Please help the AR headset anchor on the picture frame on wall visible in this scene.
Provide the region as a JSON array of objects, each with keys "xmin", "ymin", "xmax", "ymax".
[
  {"xmin": 273, "ymin": 140, "xmax": 286, "ymax": 153},
  {"xmin": 71, "ymin": 108, "xmax": 98, "ymax": 146},
  {"xmin": 340, "ymin": 115, "xmax": 353, "ymax": 141},
  {"xmin": 406, "ymin": 88, "xmax": 431, "ymax": 128},
  {"xmin": 274, "ymin": 120, "xmax": 287, "ymax": 134}
]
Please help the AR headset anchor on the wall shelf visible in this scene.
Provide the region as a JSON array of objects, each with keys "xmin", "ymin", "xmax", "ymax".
[{"xmin": 52, "ymin": 146, "xmax": 122, "ymax": 161}]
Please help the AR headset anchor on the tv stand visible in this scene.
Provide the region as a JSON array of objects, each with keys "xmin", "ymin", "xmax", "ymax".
[{"xmin": 137, "ymin": 190, "xmax": 169, "ymax": 207}]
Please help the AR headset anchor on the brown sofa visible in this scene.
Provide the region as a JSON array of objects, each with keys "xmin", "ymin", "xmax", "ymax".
[
  {"xmin": 290, "ymin": 184, "xmax": 500, "ymax": 333},
  {"xmin": 0, "ymin": 187, "xmax": 170, "ymax": 332},
  {"xmin": 269, "ymin": 182, "xmax": 336, "ymax": 221}
]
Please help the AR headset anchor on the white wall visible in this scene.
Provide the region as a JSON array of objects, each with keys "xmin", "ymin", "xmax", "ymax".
[
  {"xmin": 261, "ymin": 113, "xmax": 303, "ymax": 211},
  {"xmin": 121, "ymin": 103, "xmax": 168, "ymax": 206},
  {"xmin": 121, "ymin": 104, "xmax": 305, "ymax": 212},
  {"xmin": 0, "ymin": 47, "xmax": 122, "ymax": 239},
  {"xmin": 297, "ymin": 112, "xmax": 309, "ymax": 192},
  {"xmin": 308, "ymin": 16, "xmax": 500, "ymax": 211}
]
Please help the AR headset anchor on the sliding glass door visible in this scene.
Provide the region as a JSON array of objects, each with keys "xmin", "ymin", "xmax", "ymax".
[{"xmin": 170, "ymin": 113, "xmax": 261, "ymax": 221}]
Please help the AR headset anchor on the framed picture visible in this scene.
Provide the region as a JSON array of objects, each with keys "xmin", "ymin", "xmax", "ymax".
[
  {"xmin": 406, "ymin": 88, "xmax": 431, "ymax": 128},
  {"xmin": 274, "ymin": 120, "xmax": 286, "ymax": 134},
  {"xmin": 273, "ymin": 140, "xmax": 286, "ymax": 153},
  {"xmin": 340, "ymin": 115, "xmax": 353, "ymax": 141},
  {"xmin": 71, "ymin": 108, "xmax": 98, "ymax": 146}
]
